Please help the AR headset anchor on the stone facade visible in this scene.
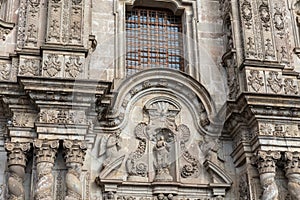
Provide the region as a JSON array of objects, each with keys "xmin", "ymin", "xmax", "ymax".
[{"xmin": 0, "ymin": 0, "xmax": 300, "ymax": 199}]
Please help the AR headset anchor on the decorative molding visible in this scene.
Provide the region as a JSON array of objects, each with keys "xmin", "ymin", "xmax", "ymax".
[{"xmin": 39, "ymin": 109, "xmax": 86, "ymax": 124}]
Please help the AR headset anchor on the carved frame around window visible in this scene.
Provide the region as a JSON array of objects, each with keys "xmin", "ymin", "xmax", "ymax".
[{"xmin": 113, "ymin": 0, "xmax": 199, "ymax": 80}]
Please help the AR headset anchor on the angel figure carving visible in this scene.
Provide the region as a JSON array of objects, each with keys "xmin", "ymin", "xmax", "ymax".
[{"xmin": 99, "ymin": 131, "xmax": 124, "ymax": 169}]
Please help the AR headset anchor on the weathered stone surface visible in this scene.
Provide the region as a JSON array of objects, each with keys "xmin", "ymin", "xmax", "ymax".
[{"xmin": 0, "ymin": 0, "xmax": 300, "ymax": 199}]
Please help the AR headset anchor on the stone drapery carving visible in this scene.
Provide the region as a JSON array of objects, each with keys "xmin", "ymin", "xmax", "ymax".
[
  {"xmin": 284, "ymin": 151, "xmax": 300, "ymax": 199},
  {"xmin": 34, "ymin": 139, "xmax": 59, "ymax": 200},
  {"xmin": 256, "ymin": 150, "xmax": 281, "ymax": 200},
  {"xmin": 5, "ymin": 142, "xmax": 30, "ymax": 200},
  {"xmin": 63, "ymin": 139, "xmax": 87, "ymax": 200}
]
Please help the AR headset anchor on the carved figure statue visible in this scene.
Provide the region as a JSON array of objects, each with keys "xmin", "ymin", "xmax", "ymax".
[
  {"xmin": 155, "ymin": 136, "xmax": 170, "ymax": 168},
  {"xmin": 199, "ymin": 136, "xmax": 224, "ymax": 164},
  {"xmin": 154, "ymin": 136, "xmax": 173, "ymax": 181}
]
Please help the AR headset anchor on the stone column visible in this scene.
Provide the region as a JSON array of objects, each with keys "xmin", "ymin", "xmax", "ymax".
[
  {"xmin": 284, "ymin": 151, "xmax": 300, "ymax": 199},
  {"xmin": 34, "ymin": 139, "xmax": 59, "ymax": 200},
  {"xmin": 256, "ymin": 150, "xmax": 281, "ymax": 200},
  {"xmin": 5, "ymin": 142, "xmax": 30, "ymax": 200},
  {"xmin": 63, "ymin": 140, "xmax": 87, "ymax": 200}
]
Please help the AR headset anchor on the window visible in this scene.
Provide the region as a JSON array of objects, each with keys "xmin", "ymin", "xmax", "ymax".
[{"xmin": 125, "ymin": 8, "xmax": 183, "ymax": 76}]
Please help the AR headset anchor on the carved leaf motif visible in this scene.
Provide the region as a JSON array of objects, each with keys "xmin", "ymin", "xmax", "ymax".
[
  {"xmin": 248, "ymin": 70, "xmax": 264, "ymax": 92},
  {"xmin": 19, "ymin": 59, "xmax": 39, "ymax": 76},
  {"xmin": 65, "ymin": 56, "xmax": 83, "ymax": 78},
  {"xmin": 241, "ymin": 0, "xmax": 252, "ymax": 28},
  {"xmin": 0, "ymin": 63, "xmax": 10, "ymax": 80},
  {"xmin": 43, "ymin": 54, "xmax": 61, "ymax": 77},
  {"xmin": 274, "ymin": 7, "xmax": 284, "ymax": 31},
  {"xmin": 259, "ymin": 2, "xmax": 270, "ymax": 30},
  {"xmin": 267, "ymin": 71, "xmax": 282, "ymax": 93},
  {"xmin": 283, "ymin": 78, "xmax": 298, "ymax": 95}
]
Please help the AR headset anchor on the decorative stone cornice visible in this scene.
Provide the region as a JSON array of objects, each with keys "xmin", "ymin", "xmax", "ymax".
[
  {"xmin": 5, "ymin": 142, "xmax": 31, "ymax": 167},
  {"xmin": 256, "ymin": 150, "xmax": 281, "ymax": 174},
  {"xmin": 284, "ymin": 151, "xmax": 300, "ymax": 174},
  {"xmin": 34, "ymin": 139, "xmax": 59, "ymax": 164},
  {"xmin": 63, "ymin": 139, "xmax": 87, "ymax": 165}
]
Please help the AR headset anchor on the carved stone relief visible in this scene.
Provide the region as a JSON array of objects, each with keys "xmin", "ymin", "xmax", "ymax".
[
  {"xmin": 42, "ymin": 52, "xmax": 85, "ymax": 78},
  {"xmin": 0, "ymin": 62, "xmax": 11, "ymax": 80},
  {"xmin": 284, "ymin": 152, "xmax": 300, "ymax": 199},
  {"xmin": 246, "ymin": 69, "xmax": 299, "ymax": 95},
  {"xmin": 46, "ymin": 0, "xmax": 83, "ymax": 44},
  {"xmin": 63, "ymin": 139, "xmax": 87, "ymax": 200},
  {"xmin": 256, "ymin": 150, "xmax": 281, "ymax": 200},
  {"xmin": 247, "ymin": 70, "xmax": 264, "ymax": 92},
  {"xmin": 5, "ymin": 142, "xmax": 31, "ymax": 200},
  {"xmin": 39, "ymin": 109, "xmax": 86, "ymax": 124},
  {"xmin": 34, "ymin": 139, "xmax": 59, "ymax": 200},
  {"xmin": 19, "ymin": 57, "xmax": 40, "ymax": 76}
]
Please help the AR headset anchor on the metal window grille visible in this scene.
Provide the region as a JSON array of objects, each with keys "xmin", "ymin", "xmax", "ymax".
[{"xmin": 126, "ymin": 8, "xmax": 183, "ymax": 76}]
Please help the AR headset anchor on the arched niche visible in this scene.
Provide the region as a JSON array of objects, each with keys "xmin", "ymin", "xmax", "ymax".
[{"xmin": 96, "ymin": 70, "xmax": 232, "ymax": 198}]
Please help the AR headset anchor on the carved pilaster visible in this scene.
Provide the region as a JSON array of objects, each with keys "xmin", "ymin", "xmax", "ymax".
[
  {"xmin": 256, "ymin": 150, "xmax": 281, "ymax": 200},
  {"xmin": 34, "ymin": 139, "xmax": 59, "ymax": 200},
  {"xmin": 284, "ymin": 151, "xmax": 300, "ymax": 199},
  {"xmin": 5, "ymin": 142, "xmax": 31, "ymax": 200},
  {"xmin": 63, "ymin": 139, "xmax": 87, "ymax": 200}
]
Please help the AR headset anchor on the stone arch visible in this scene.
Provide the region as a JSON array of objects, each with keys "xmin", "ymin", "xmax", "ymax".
[{"xmin": 104, "ymin": 68, "xmax": 223, "ymax": 137}]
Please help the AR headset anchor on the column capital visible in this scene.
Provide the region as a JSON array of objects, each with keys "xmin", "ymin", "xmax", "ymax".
[
  {"xmin": 34, "ymin": 139, "xmax": 59, "ymax": 164},
  {"xmin": 5, "ymin": 142, "xmax": 31, "ymax": 167},
  {"xmin": 256, "ymin": 150, "xmax": 281, "ymax": 174},
  {"xmin": 284, "ymin": 151, "xmax": 300, "ymax": 174},
  {"xmin": 63, "ymin": 139, "xmax": 87, "ymax": 165}
]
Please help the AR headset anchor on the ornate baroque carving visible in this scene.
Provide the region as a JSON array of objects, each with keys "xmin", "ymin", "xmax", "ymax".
[
  {"xmin": 284, "ymin": 152, "xmax": 300, "ymax": 199},
  {"xmin": 5, "ymin": 142, "xmax": 31, "ymax": 200},
  {"xmin": 266, "ymin": 71, "xmax": 282, "ymax": 94},
  {"xmin": 241, "ymin": 0, "xmax": 253, "ymax": 28},
  {"xmin": 39, "ymin": 109, "xmax": 86, "ymax": 124},
  {"xmin": 283, "ymin": 78, "xmax": 298, "ymax": 95},
  {"xmin": 43, "ymin": 54, "xmax": 62, "ymax": 77},
  {"xmin": 64, "ymin": 140, "xmax": 87, "ymax": 200},
  {"xmin": 65, "ymin": 56, "xmax": 83, "ymax": 78},
  {"xmin": 19, "ymin": 59, "xmax": 40, "ymax": 76},
  {"xmin": 248, "ymin": 70, "xmax": 264, "ymax": 92},
  {"xmin": 34, "ymin": 139, "xmax": 59, "ymax": 200},
  {"xmin": 256, "ymin": 150, "xmax": 281, "ymax": 200},
  {"xmin": 0, "ymin": 63, "xmax": 11, "ymax": 80}
]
